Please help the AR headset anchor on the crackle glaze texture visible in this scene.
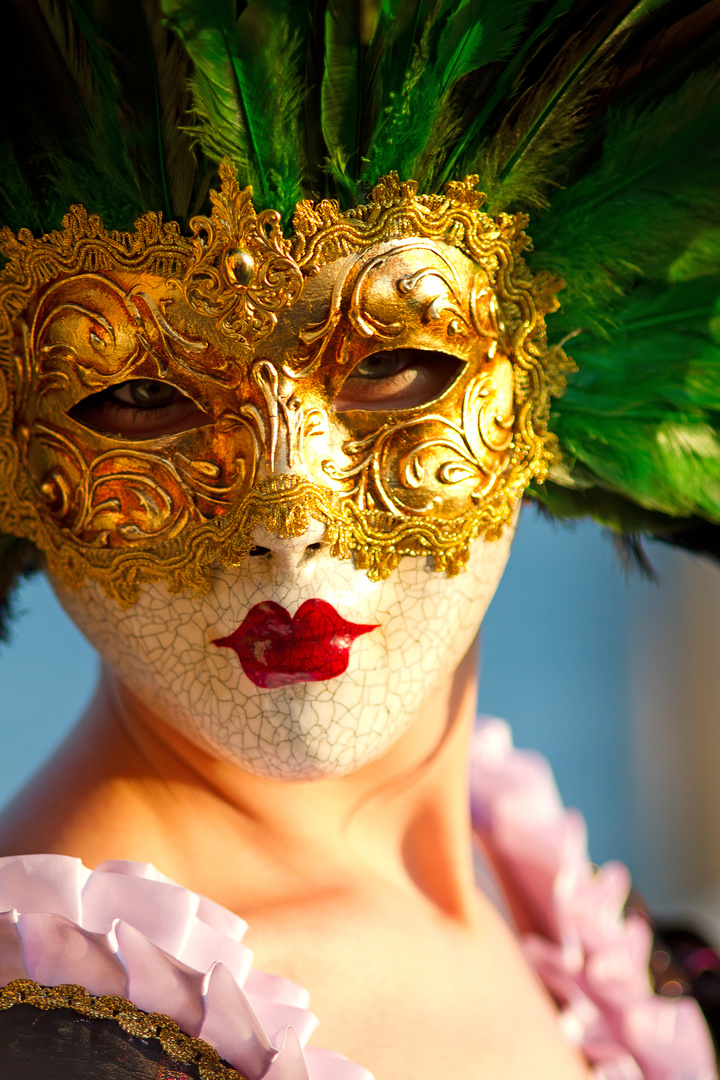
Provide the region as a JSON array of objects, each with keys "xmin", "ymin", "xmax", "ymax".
[{"xmin": 52, "ymin": 519, "xmax": 514, "ymax": 779}]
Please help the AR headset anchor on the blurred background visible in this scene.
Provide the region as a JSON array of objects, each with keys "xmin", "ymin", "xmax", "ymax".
[{"xmin": 1, "ymin": 505, "xmax": 719, "ymax": 927}]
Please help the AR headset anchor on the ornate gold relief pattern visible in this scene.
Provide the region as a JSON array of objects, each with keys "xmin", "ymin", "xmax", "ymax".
[
  {"xmin": 0, "ymin": 207, "xmax": 190, "ymax": 341},
  {"xmin": 181, "ymin": 160, "xmax": 304, "ymax": 343},
  {"xmin": 0, "ymin": 979, "xmax": 244, "ymax": 1080},
  {"xmin": 0, "ymin": 163, "xmax": 571, "ymax": 604}
]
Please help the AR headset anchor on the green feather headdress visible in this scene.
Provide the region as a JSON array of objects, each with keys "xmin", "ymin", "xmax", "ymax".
[{"xmin": 2, "ymin": 0, "xmax": 720, "ymax": 629}]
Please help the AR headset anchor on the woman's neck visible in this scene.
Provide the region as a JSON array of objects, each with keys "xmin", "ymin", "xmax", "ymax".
[{"xmin": 0, "ymin": 636, "xmax": 481, "ymax": 923}]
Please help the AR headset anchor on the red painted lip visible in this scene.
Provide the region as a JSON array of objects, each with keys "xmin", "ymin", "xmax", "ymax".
[{"xmin": 212, "ymin": 599, "xmax": 378, "ymax": 688}]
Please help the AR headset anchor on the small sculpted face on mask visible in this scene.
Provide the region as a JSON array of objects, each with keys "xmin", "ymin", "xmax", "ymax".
[{"xmin": 52, "ymin": 519, "xmax": 515, "ymax": 780}]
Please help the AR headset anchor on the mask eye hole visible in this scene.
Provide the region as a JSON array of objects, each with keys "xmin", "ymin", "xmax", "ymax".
[
  {"xmin": 68, "ymin": 378, "xmax": 210, "ymax": 439},
  {"xmin": 333, "ymin": 348, "xmax": 463, "ymax": 412}
]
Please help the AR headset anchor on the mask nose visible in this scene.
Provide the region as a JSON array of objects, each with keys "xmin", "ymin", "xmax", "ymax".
[{"xmin": 249, "ymin": 519, "xmax": 327, "ymax": 573}]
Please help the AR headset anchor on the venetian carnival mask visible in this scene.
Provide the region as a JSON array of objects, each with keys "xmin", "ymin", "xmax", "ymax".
[
  {"xmin": 0, "ymin": 163, "xmax": 568, "ymax": 607},
  {"xmin": 0, "ymin": 165, "xmax": 569, "ymax": 778}
]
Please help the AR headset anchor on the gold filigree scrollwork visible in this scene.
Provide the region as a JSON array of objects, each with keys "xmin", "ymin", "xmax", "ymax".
[
  {"xmin": 300, "ymin": 238, "xmax": 470, "ymax": 366},
  {"xmin": 0, "ymin": 210, "xmax": 190, "ymax": 353},
  {"xmin": 180, "ymin": 160, "xmax": 304, "ymax": 344},
  {"xmin": 291, "ymin": 173, "xmax": 496, "ymax": 270},
  {"xmin": 325, "ymin": 369, "xmax": 515, "ymax": 518},
  {"xmin": 30, "ymin": 425, "xmax": 193, "ymax": 546},
  {"xmin": 0, "ymin": 161, "xmax": 571, "ymax": 603}
]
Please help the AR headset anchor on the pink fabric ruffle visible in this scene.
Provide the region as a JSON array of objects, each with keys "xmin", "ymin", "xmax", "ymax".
[
  {"xmin": 470, "ymin": 717, "xmax": 717, "ymax": 1080},
  {"xmin": 0, "ymin": 854, "xmax": 372, "ymax": 1080}
]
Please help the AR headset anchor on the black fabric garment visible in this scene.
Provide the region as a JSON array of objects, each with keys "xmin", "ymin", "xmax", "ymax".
[{"xmin": 0, "ymin": 1003, "xmax": 223, "ymax": 1080}]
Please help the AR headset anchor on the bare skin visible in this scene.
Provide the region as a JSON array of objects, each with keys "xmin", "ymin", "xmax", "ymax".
[{"xmin": 0, "ymin": 633, "xmax": 589, "ymax": 1080}]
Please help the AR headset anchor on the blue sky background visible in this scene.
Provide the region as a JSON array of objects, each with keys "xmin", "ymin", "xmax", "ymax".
[{"xmin": 0, "ymin": 507, "xmax": 657, "ymax": 878}]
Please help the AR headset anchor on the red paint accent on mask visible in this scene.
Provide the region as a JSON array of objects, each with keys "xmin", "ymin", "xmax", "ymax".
[{"xmin": 212, "ymin": 599, "xmax": 378, "ymax": 688}]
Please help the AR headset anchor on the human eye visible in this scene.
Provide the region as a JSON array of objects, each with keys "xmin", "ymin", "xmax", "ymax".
[
  {"xmin": 69, "ymin": 378, "xmax": 209, "ymax": 438},
  {"xmin": 333, "ymin": 348, "xmax": 462, "ymax": 411}
]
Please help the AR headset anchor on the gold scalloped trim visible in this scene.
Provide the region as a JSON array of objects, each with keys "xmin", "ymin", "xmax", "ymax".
[
  {"xmin": 0, "ymin": 979, "xmax": 245, "ymax": 1080},
  {"xmin": 0, "ymin": 162, "xmax": 571, "ymax": 602}
]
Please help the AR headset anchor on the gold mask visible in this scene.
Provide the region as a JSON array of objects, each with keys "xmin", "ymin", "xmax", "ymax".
[{"xmin": 0, "ymin": 163, "xmax": 570, "ymax": 606}]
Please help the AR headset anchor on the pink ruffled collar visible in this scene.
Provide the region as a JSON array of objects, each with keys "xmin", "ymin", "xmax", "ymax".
[
  {"xmin": 0, "ymin": 854, "xmax": 367, "ymax": 1079},
  {"xmin": 0, "ymin": 719, "xmax": 714, "ymax": 1080},
  {"xmin": 471, "ymin": 717, "xmax": 716, "ymax": 1080}
]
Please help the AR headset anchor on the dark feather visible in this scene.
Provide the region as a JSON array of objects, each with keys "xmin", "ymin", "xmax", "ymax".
[
  {"xmin": 84, "ymin": 0, "xmax": 198, "ymax": 221},
  {"xmin": 0, "ymin": 535, "xmax": 40, "ymax": 646},
  {"xmin": 321, "ymin": 2, "xmax": 362, "ymax": 183},
  {"xmin": 436, "ymin": 0, "xmax": 586, "ymax": 187}
]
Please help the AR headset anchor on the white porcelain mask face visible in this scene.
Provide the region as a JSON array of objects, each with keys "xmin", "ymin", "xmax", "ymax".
[{"xmin": 51, "ymin": 519, "xmax": 515, "ymax": 779}]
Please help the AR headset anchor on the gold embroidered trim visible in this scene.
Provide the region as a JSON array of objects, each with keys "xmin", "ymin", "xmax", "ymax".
[{"xmin": 0, "ymin": 978, "xmax": 245, "ymax": 1080}]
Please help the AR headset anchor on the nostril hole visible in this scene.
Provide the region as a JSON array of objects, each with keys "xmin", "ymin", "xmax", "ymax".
[{"xmin": 249, "ymin": 545, "xmax": 271, "ymax": 557}]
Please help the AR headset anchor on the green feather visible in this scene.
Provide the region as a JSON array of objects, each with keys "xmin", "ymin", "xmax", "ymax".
[
  {"xmin": 418, "ymin": 0, "xmax": 552, "ymax": 188},
  {"xmin": 434, "ymin": 0, "xmax": 539, "ymax": 89},
  {"xmin": 87, "ymin": 0, "xmax": 198, "ymax": 222},
  {"xmin": 362, "ymin": 0, "xmax": 437, "ymax": 181},
  {"xmin": 493, "ymin": 1, "xmax": 651, "ymax": 183},
  {"xmin": 548, "ymin": 276, "xmax": 720, "ymax": 523},
  {"xmin": 465, "ymin": 0, "xmax": 656, "ymax": 213},
  {"xmin": 161, "ymin": 0, "xmax": 269, "ymax": 201},
  {"xmin": 670, "ymin": 229, "xmax": 720, "ymax": 284},
  {"xmin": 533, "ymin": 66, "xmax": 720, "ymax": 336},
  {"xmin": 365, "ymin": 0, "xmax": 560, "ymax": 188},
  {"xmin": 161, "ymin": 0, "xmax": 306, "ymax": 215}
]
